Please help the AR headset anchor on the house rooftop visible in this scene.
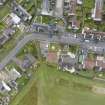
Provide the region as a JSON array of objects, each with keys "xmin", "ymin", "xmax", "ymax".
[
  {"xmin": 68, "ymin": 0, "xmax": 77, "ymax": 15},
  {"xmin": 47, "ymin": 52, "xmax": 58, "ymax": 63},
  {"xmin": 0, "ymin": 81, "xmax": 11, "ymax": 92},
  {"xmin": 83, "ymin": 55, "xmax": 105, "ymax": 70},
  {"xmin": 83, "ymin": 58, "xmax": 96, "ymax": 70},
  {"xmin": 12, "ymin": 1, "xmax": 32, "ymax": 21},
  {"xmin": 92, "ymin": 0, "xmax": 103, "ymax": 21},
  {"xmin": 10, "ymin": 13, "xmax": 21, "ymax": 24},
  {"xmin": 8, "ymin": 68, "xmax": 21, "ymax": 81}
]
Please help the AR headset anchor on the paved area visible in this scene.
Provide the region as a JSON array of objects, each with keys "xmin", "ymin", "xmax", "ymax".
[{"xmin": 0, "ymin": 32, "xmax": 105, "ymax": 70}]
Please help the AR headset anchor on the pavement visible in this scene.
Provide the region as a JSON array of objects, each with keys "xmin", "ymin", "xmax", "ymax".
[{"xmin": 0, "ymin": 32, "xmax": 105, "ymax": 70}]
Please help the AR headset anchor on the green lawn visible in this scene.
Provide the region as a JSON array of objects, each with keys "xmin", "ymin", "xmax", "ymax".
[
  {"xmin": 69, "ymin": 45, "xmax": 80, "ymax": 54},
  {"xmin": 0, "ymin": 22, "xmax": 6, "ymax": 31},
  {"xmin": 17, "ymin": 81, "xmax": 37, "ymax": 105},
  {"xmin": 0, "ymin": 29, "xmax": 22, "ymax": 61},
  {"xmin": 83, "ymin": 0, "xmax": 95, "ymax": 12},
  {"xmin": 0, "ymin": 4, "xmax": 10, "ymax": 21},
  {"xmin": 16, "ymin": 41, "xmax": 38, "ymax": 59},
  {"xmin": 36, "ymin": 64, "xmax": 105, "ymax": 105},
  {"xmin": 10, "ymin": 63, "xmax": 105, "ymax": 105}
]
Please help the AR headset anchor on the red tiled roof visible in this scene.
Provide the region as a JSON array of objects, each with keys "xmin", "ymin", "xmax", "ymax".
[
  {"xmin": 47, "ymin": 52, "xmax": 58, "ymax": 63},
  {"xmin": 84, "ymin": 58, "xmax": 96, "ymax": 69}
]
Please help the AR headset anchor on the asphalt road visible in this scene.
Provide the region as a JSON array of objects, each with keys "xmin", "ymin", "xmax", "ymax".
[{"xmin": 0, "ymin": 32, "xmax": 105, "ymax": 70}]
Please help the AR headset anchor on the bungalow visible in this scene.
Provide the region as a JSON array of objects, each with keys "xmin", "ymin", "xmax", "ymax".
[
  {"xmin": 8, "ymin": 68, "xmax": 21, "ymax": 81},
  {"xmin": 83, "ymin": 58, "xmax": 96, "ymax": 70},
  {"xmin": 92, "ymin": 0, "xmax": 103, "ymax": 21},
  {"xmin": 12, "ymin": 1, "xmax": 32, "ymax": 22},
  {"xmin": 22, "ymin": 54, "xmax": 37, "ymax": 69},
  {"xmin": 0, "ymin": 81, "xmax": 11, "ymax": 93},
  {"xmin": 77, "ymin": 0, "xmax": 83, "ymax": 5},
  {"xmin": 65, "ymin": 0, "xmax": 81, "ymax": 30},
  {"xmin": 58, "ymin": 53, "xmax": 76, "ymax": 73},
  {"xmin": 0, "ymin": 68, "xmax": 21, "ymax": 83},
  {"xmin": 10, "ymin": 13, "xmax": 21, "ymax": 25},
  {"xmin": 13, "ymin": 54, "xmax": 37, "ymax": 70},
  {"xmin": 83, "ymin": 55, "xmax": 105, "ymax": 71},
  {"xmin": 0, "ymin": 28, "xmax": 15, "ymax": 46},
  {"xmin": 47, "ymin": 52, "xmax": 58, "ymax": 64},
  {"xmin": 41, "ymin": 0, "xmax": 56, "ymax": 16}
]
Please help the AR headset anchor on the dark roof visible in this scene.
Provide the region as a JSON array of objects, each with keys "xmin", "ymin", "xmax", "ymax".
[
  {"xmin": 12, "ymin": 1, "xmax": 32, "ymax": 21},
  {"xmin": 22, "ymin": 54, "xmax": 36, "ymax": 69},
  {"xmin": 84, "ymin": 58, "xmax": 96, "ymax": 69},
  {"xmin": 0, "ymin": 28, "xmax": 15, "ymax": 45},
  {"xmin": 58, "ymin": 54, "xmax": 76, "ymax": 70}
]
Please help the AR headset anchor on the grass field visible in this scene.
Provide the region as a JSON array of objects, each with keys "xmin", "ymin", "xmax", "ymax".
[
  {"xmin": 10, "ymin": 63, "xmax": 105, "ymax": 105},
  {"xmin": 36, "ymin": 64, "xmax": 105, "ymax": 105},
  {"xmin": 17, "ymin": 81, "xmax": 37, "ymax": 105},
  {"xmin": 0, "ymin": 3, "xmax": 10, "ymax": 21}
]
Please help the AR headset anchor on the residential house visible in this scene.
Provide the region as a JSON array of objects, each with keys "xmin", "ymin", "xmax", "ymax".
[
  {"xmin": 92, "ymin": 0, "xmax": 103, "ymax": 21},
  {"xmin": 83, "ymin": 55, "xmax": 105, "ymax": 71},
  {"xmin": 13, "ymin": 54, "xmax": 37, "ymax": 70},
  {"xmin": 22, "ymin": 54, "xmax": 37, "ymax": 69},
  {"xmin": 58, "ymin": 53, "xmax": 76, "ymax": 73},
  {"xmin": 0, "ymin": 81, "xmax": 11, "ymax": 93},
  {"xmin": 83, "ymin": 58, "xmax": 96, "ymax": 70},
  {"xmin": 64, "ymin": 0, "xmax": 81, "ymax": 30},
  {"xmin": 46, "ymin": 51, "xmax": 58, "ymax": 64},
  {"xmin": 0, "ymin": 67, "xmax": 21, "ymax": 82},
  {"xmin": 10, "ymin": 13, "xmax": 21, "ymax": 25},
  {"xmin": 41, "ymin": 0, "xmax": 56, "ymax": 16},
  {"xmin": 82, "ymin": 28, "xmax": 105, "ymax": 41},
  {"xmin": 0, "ymin": 28, "xmax": 15, "ymax": 46},
  {"xmin": 12, "ymin": 1, "xmax": 32, "ymax": 22},
  {"xmin": 8, "ymin": 68, "xmax": 21, "ymax": 81},
  {"xmin": 96, "ymin": 56, "xmax": 105, "ymax": 71}
]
